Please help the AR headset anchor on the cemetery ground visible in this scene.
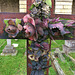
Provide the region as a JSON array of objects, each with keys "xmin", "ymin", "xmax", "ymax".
[
  {"xmin": 0, "ymin": 39, "xmax": 27, "ymax": 75},
  {"xmin": 0, "ymin": 40, "xmax": 75, "ymax": 75},
  {"xmin": 69, "ymin": 53, "xmax": 75, "ymax": 59},
  {"xmin": 49, "ymin": 40, "xmax": 75, "ymax": 75}
]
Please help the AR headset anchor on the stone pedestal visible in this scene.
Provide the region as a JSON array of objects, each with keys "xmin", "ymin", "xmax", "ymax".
[
  {"xmin": 63, "ymin": 40, "xmax": 75, "ymax": 54},
  {"xmin": 0, "ymin": 39, "xmax": 18, "ymax": 56}
]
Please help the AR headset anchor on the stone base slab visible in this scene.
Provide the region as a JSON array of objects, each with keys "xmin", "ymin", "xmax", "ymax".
[
  {"xmin": 0, "ymin": 50, "xmax": 18, "ymax": 56},
  {"xmin": 0, "ymin": 45, "xmax": 18, "ymax": 56}
]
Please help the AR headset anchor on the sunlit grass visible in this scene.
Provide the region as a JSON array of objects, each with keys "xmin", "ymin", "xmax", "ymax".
[
  {"xmin": 0, "ymin": 39, "xmax": 27, "ymax": 75},
  {"xmin": 57, "ymin": 58, "xmax": 74, "ymax": 75},
  {"xmin": 50, "ymin": 40, "xmax": 74, "ymax": 75},
  {"xmin": 63, "ymin": 54, "xmax": 75, "ymax": 71},
  {"xmin": 69, "ymin": 53, "xmax": 75, "ymax": 59},
  {"xmin": 51, "ymin": 40, "xmax": 65, "ymax": 52},
  {"xmin": 49, "ymin": 61, "xmax": 57, "ymax": 75},
  {"xmin": 49, "ymin": 40, "xmax": 65, "ymax": 74}
]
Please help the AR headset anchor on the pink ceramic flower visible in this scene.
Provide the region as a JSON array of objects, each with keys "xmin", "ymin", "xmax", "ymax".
[
  {"xmin": 23, "ymin": 14, "xmax": 35, "ymax": 26},
  {"xmin": 23, "ymin": 14, "xmax": 38, "ymax": 41},
  {"xmin": 5, "ymin": 20, "xmax": 22, "ymax": 38}
]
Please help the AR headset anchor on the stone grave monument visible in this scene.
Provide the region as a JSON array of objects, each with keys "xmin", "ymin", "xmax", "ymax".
[
  {"xmin": 0, "ymin": 39, "xmax": 18, "ymax": 56},
  {"xmin": 63, "ymin": 40, "xmax": 75, "ymax": 54}
]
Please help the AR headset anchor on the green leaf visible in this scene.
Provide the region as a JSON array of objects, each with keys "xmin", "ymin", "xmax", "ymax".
[
  {"xmin": 46, "ymin": 0, "xmax": 52, "ymax": 8},
  {"xmin": 15, "ymin": 18, "xmax": 21, "ymax": 26},
  {"xmin": 29, "ymin": 4, "xmax": 35, "ymax": 10},
  {"xmin": 4, "ymin": 20, "xmax": 9, "ymax": 28}
]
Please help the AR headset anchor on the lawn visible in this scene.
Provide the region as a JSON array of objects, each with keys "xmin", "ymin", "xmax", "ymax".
[
  {"xmin": 0, "ymin": 39, "xmax": 6, "ymax": 46},
  {"xmin": 57, "ymin": 53, "xmax": 75, "ymax": 75},
  {"xmin": 51, "ymin": 40, "xmax": 65, "ymax": 51},
  {"xmin": 50, "ymin": 40, "xmax": 75, "ymax": 75},
  {"xmin": 63, "ymin": 54, "xmax": 75, "ymax": 71},
  {"xmin": 49, "ymin": 61, "xmax": 57, "ymax": 75},
  {"xmin": 0, "ymin": 39, "xmax": 27, "ymax": 75},
  {"xmin": 49, "ymin": 67, "xmax": 57, "ymax": 75},
  {"xmin": 57, "ymin": 58, "xmax": 74, "ymax": 75},
  {"xmin": 49, "ymin": 40, "xmax": 65, "ymax": 75},
  {"xmin": 69, "ymin": 53, "xmax": 75, "ymax": 59},
  {"xmin": 0, "ymin": 40, "xmax": 74, "ymax": 75}
]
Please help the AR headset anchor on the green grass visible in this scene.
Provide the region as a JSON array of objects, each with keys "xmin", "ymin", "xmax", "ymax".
[
  {"xmin": 0, "ymin": 39, "xmax": 6, "ymax": 46},
  {"xmin": 0, "ymin": 40, "xmax": 74, "ymax": 75},
  {"xmin": 0, "ymin": 39, "xmax": 27, "ymax": 75},
  {"xmin": 0, "ymin": 39, "xmax": 7, "ymax": 53},
  {"xmin": 63, "ymin": 54, "xmax": 75, "ymax": 71},
  {"xmin": 49, "ymin": 40, "xmax": 65, "ymax": 74},
  {"xmin": 57, "ymin": 58, "xmax": 74, "ymax": 75},
  {"xmin": 51, "ymin": 40, "xmax": 65, "ymax": 52},
  {"xmin": 50, "ymin": 40, "xmax": 74, "ymax": 75},
  {"xmin": 59, "ymin": 18, "xmax": 70, "ymax": 20},
  {"xmin": 69, "ymin": 53, "xmax": 75, "ymax": 59},
  {"xmin": 49, "ymin": 67, "xmax": 57, "ymax": 75},
  {"xmin": 49, "ymin": 61, "xmax": 57, "ymax": 75},
  {"xmin": 45, "ymin": 39, "xmax": 65, "ymax": 52}
]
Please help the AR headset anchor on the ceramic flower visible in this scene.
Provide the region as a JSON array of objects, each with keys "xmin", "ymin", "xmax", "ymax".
[
  {"xmin": 23, "ymin": 14, "xmax": 38, "ymax": 41},
  {"xmin": 4, "ymin": 19, "xmax": 22, "ymax": 38},
  {"xmin": 48, "ymin": 18, "xmax": 73, "ymax": 36}
]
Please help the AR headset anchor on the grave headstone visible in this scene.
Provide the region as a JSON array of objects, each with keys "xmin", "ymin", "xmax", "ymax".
[
  {"xmin": 0, "ymin": 39, "xmax": 18, "ymax": 56},
  {"xmin": 7, "ymin": 39, "xmax": 11, "ymax": 45},
  {"xmin": 63, "ymin": 40, "xmax": 75, "ymax": 54}
]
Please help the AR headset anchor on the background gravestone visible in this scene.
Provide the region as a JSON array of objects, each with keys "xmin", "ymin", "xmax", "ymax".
[
  {"xmin": 63, "ymin": 40, "xmax": 75, "ymax": 54},
  {"xmin": 0, "ymin": 39, "xmax": 18, "ymax": 56}
]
